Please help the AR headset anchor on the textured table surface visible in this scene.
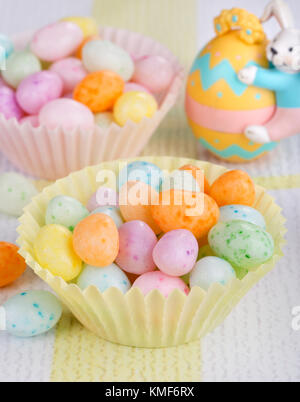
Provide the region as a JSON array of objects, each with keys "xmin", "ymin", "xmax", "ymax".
[{"xmin": 0, "ymin": 0, "xmax": 300, "ymax": 383}]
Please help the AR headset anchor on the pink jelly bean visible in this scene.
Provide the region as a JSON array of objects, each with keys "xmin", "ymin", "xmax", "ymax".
[
  {"xmin": 31, "ymin": 22, "xmax": 83, "ymax": 62},
  {"xmin": 50, "ymin": 57, "xmax": 87, "ymax": 94},
  {"xmin": 116, "ymin": 220, "xmax": 157, "ymax": 275},
  {"xmin": 39, "ymin": 98, "xmax": 94, "ymax": 131},
  {"xmin": 87, "ymin": 188, "xmax": 119, "ymax": 212},
  {"xmin": 132, "ymin": 271, "xmax": 190, "ymax": 297},
  {"xmin": 20, "ymin": 115, "xmax": 40, "ymax": 128},
  {"xmin": 16, "ymin": 71, "xmax": 63, "ymax": 115},
  {"xmin": 0, "ymin": 86, "xmax": 24, "ymax": 121},
  {"xmin": 132, "ymin": 55, "xmax": 174, "ymax": 93},
  {"xmin": 124, "ymin": 83, "xmax": 151, "ymax": 94},
  {"xmin": 153, "ymin": 230, "xmax": 199, "ymax": 277}
]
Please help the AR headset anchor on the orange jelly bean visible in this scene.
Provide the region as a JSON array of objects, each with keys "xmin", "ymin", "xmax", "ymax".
[
  {"xmin": 73, "ymin": 71, "xmax": 124, "ymax": 113},
  {"xmin": 73, "ymin": 213, "xmax": 119, "ymax": 267},
  {"xmin": 76, "ymin": 35, "xmax": 100, "ymax": 59},
  {"xmin": 179, "ymin": 164, "xmax": 211, "ymax": 194},
  {"xmin": 209, "ymin": 170, "xmax": 256, "ymax": 207},
  {"xmin": 151, "ymin": 190, "xmax": 220, "ymax": 240},
  {"xmin": 0, "ymin": 242, "xmax": 26, "ymax": 287}
]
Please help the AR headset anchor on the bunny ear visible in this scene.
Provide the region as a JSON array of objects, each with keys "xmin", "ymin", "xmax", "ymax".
[{"xmin": 261, "ymin": 0, "xmax": 295, "ymax": 29}]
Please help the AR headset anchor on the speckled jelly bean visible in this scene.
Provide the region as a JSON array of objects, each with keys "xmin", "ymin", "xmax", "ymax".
[
  {"xmin": 0, "ymin": 34, "xmax": 14, "ymax": 61},
  {"xmin": 2, "ymin": 290, "xmax": 62, "ymax": 337},
  {"xmin": 132, "ymin": 271, "xmax": 189, "ymax": 297},
  {"xmin": 82, "ymin": 40, "xmax": 134, "ymax": 82},
  {"xmin": 116, "ymin": 220, "xmax": 157, "ymax": 275},
  {"xmin": 73, "ymin": 214, "xmax": 119, "ymax": 267},
  {"xmin": 74, "ymin": 70, "xmax": 124, "ymax": 113},
  {"xmin": 16, "ymin": 71, "xmax": 63, "ymax": 115},
  {"xmin": 94, "ymin": 112, "xmax": 115, "ymax": 129},
  {"xmin": 161, "ymin": 169, "xmax": 200, "ymax": 193},
  {"xmin": 91, "ymin": 206, "xmax": 124, "ymax": 228},
  {"xmin": 118, "ymin": 161, "xmax": 164, "ymax": 193},
  {"xmin": 0, "ymin": 242, "xmax": 26, "ymax": 288},
  {"xmin": 132, "ymin": 55, "xmax": 174, "ymax": 93},
  {"xmin": 77, "ymin": 263, "xmax": 131, "ymax": 294},
  {"xmin": 220, "ymin": 205, "xmax": 266, "ymax": 229},
  {"xmin": 114, "ymin": 91, "xmax": 158, "ymax": 126},
  {"xmin": 39, "ymin": 98, "xmax": 95, "ymax": 131},
  {"xmin": 0, "ymin": 172, "xmax": 38, "ymax": 217},
  {"xmin": 208, "ymin": 220, "xmax": 274, "ymax": 270},
  {"xmin": 152, "ymin": 191, "xmax": 220, "ymax": 240},
  {"xmin": 34, "ymin": 224, "xmax": 82, "ymax": 282},
  {"xmin": 0, "ymin": 86, "xmax": 24, "ymax": 121},
  {"xmin": 31, "ymin": 22, "xmax": 83, "ymax": 62},
  {"xmin": 153, "ymin": 230, "xmax": 199, "ymax": 277},
  {"xmin": 2, "ymin": 50, "xmax": 41, "ymax": 88},
  {"xmin": 190, "ymin": 257, "xmax": 236, "ymax": 291},
  {"xmin": 45, "ymin": 195, "xmax": 89, "ymax": 231},
  {"xmin": 49, "ymin": 58, "xmax": 87, "ymax": 94},
  {"xmin": 209, "ymin": 170, "xmax": 256, "ymax": 207},
  {"xmin": 87, "ymin": 187, "xmax": 119, "ymax": 211}
]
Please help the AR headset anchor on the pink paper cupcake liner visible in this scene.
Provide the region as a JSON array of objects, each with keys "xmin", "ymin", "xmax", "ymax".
[{"xmin": 0, "ymin": 28, "xmax": 184, "ymax": 180}]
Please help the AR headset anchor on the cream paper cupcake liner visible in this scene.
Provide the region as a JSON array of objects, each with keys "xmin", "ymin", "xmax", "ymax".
[
  {"xmin": 0, "ymin": 29, "xmax": 184, "ymax": 181},
  {"xmin": 17, "ymin": 157, "xmax": 286, "ymax": 348}
]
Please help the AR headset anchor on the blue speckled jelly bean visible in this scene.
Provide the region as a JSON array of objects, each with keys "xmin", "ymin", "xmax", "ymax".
[
  {"xmin": 3, "ymin": 290, "xmax": 62, "ymax": 337},
  {"xmin": 77, "ymin": 264, "xmax": 131, "ymax": 294},
  {"xmin": 209, "ymin": 220, "xmax": 274, "ymax": 270},
  {"xmin": 118, "ymin": 161, "xmax": 164, "ymax": 193},
  {"xmin": 220, "ymin": 205, "xmax": 266, "ymax": 229},
  {"xmin": 91, "ymin": 206, "xmax": 124, "ymax": 228},
  {"xmin": 0, "ymin": 34, "xmax": 14, "ymax": 62},
  {"xmin": 46, "ymin": 195, "xmax": 89, "ymax": 231}
]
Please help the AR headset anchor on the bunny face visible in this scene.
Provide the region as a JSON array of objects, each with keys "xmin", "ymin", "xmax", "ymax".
[{"xmin": 266, "ymin": 29, "xmax": 300, "ymax": 73}]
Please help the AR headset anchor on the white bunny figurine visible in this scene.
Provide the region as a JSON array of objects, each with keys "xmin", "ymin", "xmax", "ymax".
[{"xmin": 238, "ymin": 0, "xmax": 300, "ymax": 144}]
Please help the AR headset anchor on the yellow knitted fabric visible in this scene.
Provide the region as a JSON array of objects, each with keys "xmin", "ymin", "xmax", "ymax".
[{"xmin": 51, "ymin": 313, "xmax": 202, "ymax": 382}]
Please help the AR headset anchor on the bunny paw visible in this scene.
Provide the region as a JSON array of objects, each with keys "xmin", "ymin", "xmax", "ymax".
[
  {"xmin": 245, "ymin": 125, "xmax": 271, "ymax": 144},
  {"xmin": 238, "ymin": 66, "xmax": 258, "ymax": 85}
]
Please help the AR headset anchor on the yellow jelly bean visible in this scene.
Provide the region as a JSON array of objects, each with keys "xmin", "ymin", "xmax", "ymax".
[
  {"xmin": 61, "ymin": 16, "xmax": 98, "ymax": 38},
  {"xmin": 114, "ymin": 91, "xmax": 158, "ymax": 127},
  {"xmin": 34, "ymin": 224, "xmax": 82, "ymax": 282}
]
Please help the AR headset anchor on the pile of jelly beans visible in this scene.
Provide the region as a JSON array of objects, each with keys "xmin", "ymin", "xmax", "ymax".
[
  {"xmin": 33, "ymin": 161, "xmax": 275, "ymax": 298},
  {"xmin": 0, "ymin": 17, "xmax": 175, "ymax": 130}
]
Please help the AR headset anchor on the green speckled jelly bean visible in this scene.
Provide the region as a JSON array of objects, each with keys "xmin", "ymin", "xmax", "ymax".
[
  {"xmin": 0, "ymin": 172, "xmax": 38, "ymax": 217},
  {"xmin": 208, "ymin": 220, "xmax": 274, "ymax": 270},
  {"xmin": 45, "ymin": 195, "xmax": 89, "ymax": 231}
]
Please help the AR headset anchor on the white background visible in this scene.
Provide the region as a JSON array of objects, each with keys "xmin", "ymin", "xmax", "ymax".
[{"xmin": 0, "ymin": 0, "xmax": 299, "ymax": 383}]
